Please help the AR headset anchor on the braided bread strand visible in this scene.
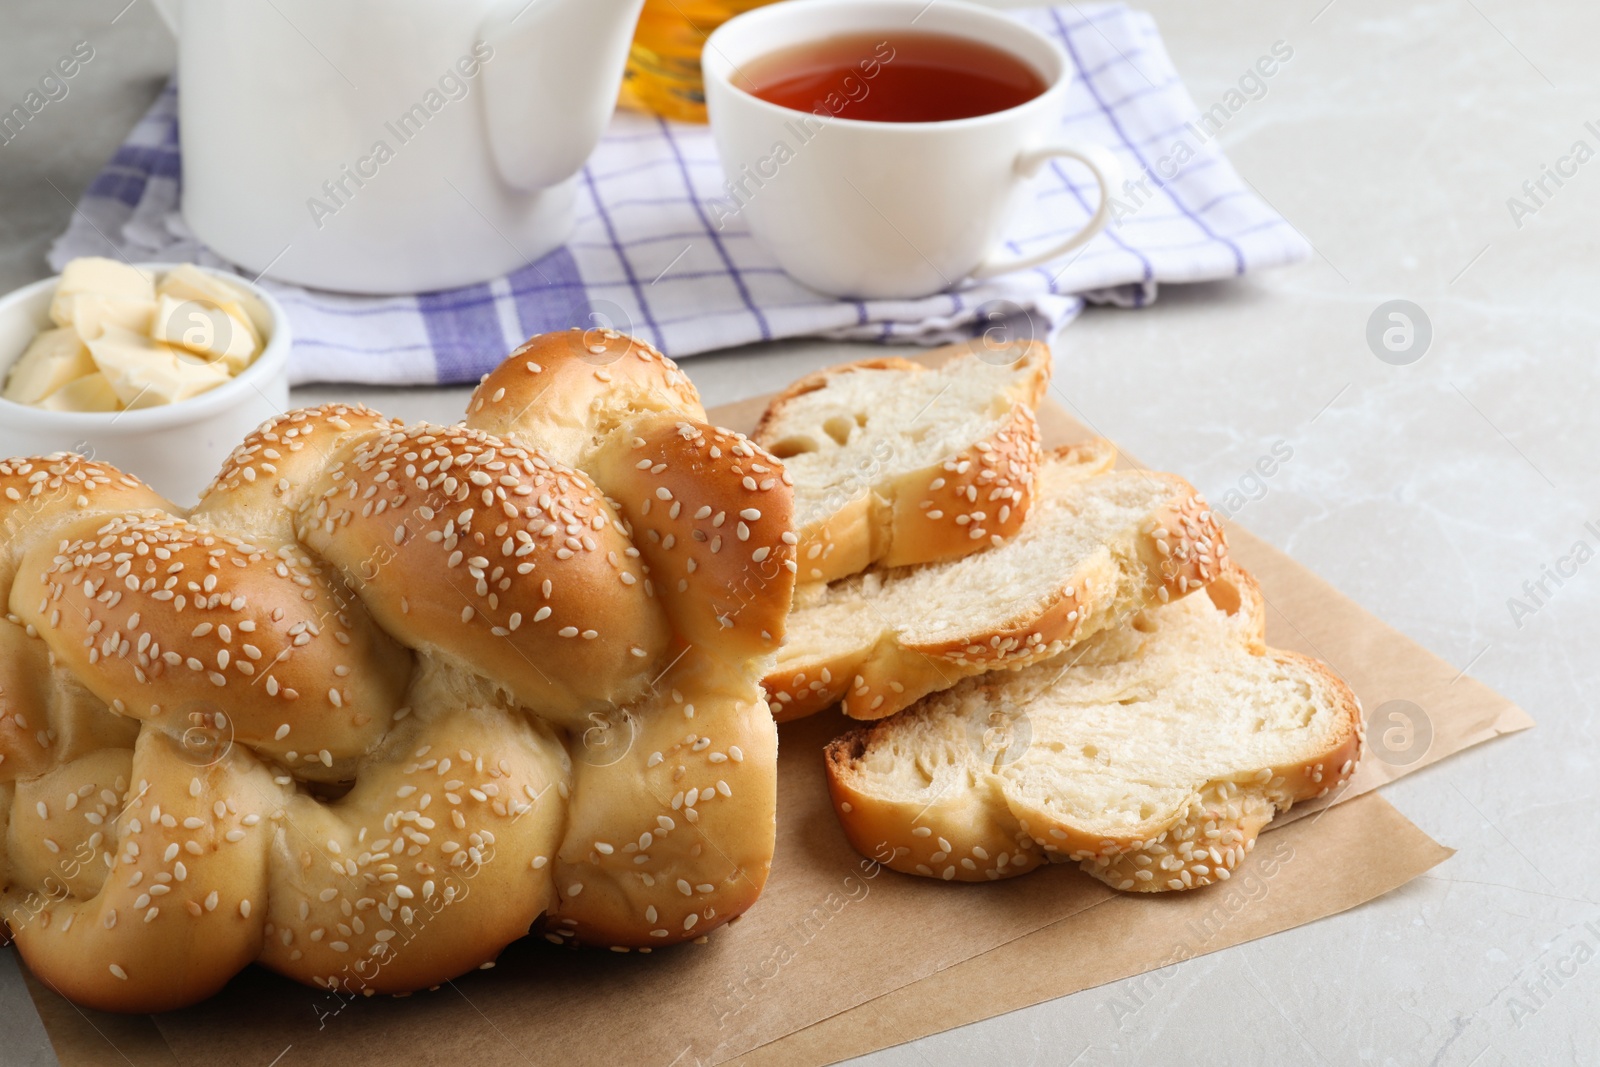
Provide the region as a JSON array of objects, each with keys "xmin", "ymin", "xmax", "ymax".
[{"xmin": 0, "ymin": 330, "xmax": 796, "ymax": 1011}]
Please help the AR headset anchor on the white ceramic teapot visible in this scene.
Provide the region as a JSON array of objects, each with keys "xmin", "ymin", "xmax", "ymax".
[{"xmin": 152, "ymin": 0, "xmax": 647, "ymax": 293}]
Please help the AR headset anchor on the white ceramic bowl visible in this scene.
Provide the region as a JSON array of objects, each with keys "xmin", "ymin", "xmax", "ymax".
[{"xmin": 0, "ymin": 264, "xmax": 291, "ymax": 505}]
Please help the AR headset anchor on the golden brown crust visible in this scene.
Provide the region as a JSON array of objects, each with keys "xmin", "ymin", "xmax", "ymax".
[
  {"xmin": 465, "ymin": 328, "xmax": 705, "ymax": 470},
  {"xmin": 0, "ymin": 330, "xmax": 789, "ymax": 1012},
  {"xmin": 824, "ymin": 730, "xmax": 1048, "ymax": 882},
  {"xmin": 12, "ymin": 510, "xmax": 410, "ymax": 782},
  {"xmin": 823, "ymin": 566, "xmax": 1364, "ymax": 891},
  {"xmin": 589, "ymin": 413, "xmax": 797, "ymax": 658},
  {"xmin": 756, "ymin": 343, "xmax": 1051, "ymax": 586},
  {"xmin": 0, "ymin": 617, "xmax": 117, "ymax": 783},
  {"xmin": 195, "ymin": 404, "xmax": 396, "ymax": 543},
  {"xmin": 258, "ymin": 678, "xmax": 570, "ymax": 996},
  {"xmin": 1143, "ymin": 484, "xmax": 1230, "ymax": 606},
  {"xmin": 765, "ymin": 456, "xmax": 1228, "ymax": 722},
  {"xmin": 546, "ymin": 651, "xmax": 778, "ymax": 949},
  {"xmin": 789, "ymin": 406, "xmax": 1044, "ymax": 586},
  {"xmin": 880, "ymin": 404, "xmax": 1042, "ymax": 569},
  {"xmin": 0, "ymin": 619, "xmax": 66, "ymax": 784},
  {"xmin": 0, "ymin": 455, "xmax": 168, "ymax": 593},
  {"xmin": 297, "ymin": 422, "xmax": 667, "ymax": 728},
  {"xmin": 2, "ymin": 468, "xmax": 144, "ymax": 791},
  {"xmin": 5, "ymin": 734, "xmax": 279, "ymax": 1012}
]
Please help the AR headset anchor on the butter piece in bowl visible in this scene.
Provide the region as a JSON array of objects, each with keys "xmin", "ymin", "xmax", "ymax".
[
  {"xmin": 86, "ymin": 325, "xmax": 233, "ymax": 408},
  {"xmin": 0, "ymin": 260, "xmax": 290, "ymax": 504},
  {"xmin": 6, "ymin": 257, "xmax": 267, "ymax": 413},
  {"xmin": 2, "ymin": 327, "xmax": 96, "ymax": 405},
  {"xmin": 150, "ymin": 294, "xmax": 260, "ymax": 374},
  {"xmin": 37, "ymin": 372, "xmax": 121, "ymax": 413},
  {"xmin": 48, "ymin": 257, "xmax": 156, "ymax": 328}
]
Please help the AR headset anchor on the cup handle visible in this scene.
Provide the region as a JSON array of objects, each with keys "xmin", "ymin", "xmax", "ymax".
[{"xmin": 971, "ymin": 142, "xmax": 1122, "ymax": 279}]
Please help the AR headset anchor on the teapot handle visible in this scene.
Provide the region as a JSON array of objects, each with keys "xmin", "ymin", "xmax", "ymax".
[
  {"xmin": 478, "ymin": 0, "xmax": 647, "ymax": 192},
  {"xmin": 150, "ymin": 0, "xmax": 181, "ymax": 34}
]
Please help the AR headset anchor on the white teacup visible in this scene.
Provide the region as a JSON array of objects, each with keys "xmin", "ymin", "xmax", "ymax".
[{"xmin": 703, "ymin": 0, "xmax": 1119, "ymax": 300}]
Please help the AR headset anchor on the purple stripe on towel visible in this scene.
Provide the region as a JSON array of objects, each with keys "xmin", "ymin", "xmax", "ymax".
[
  {"xmin": 419, "ymin": 282, "xmax": 507, "ymax": 383},
  {"xmin": 510, "ymin": 246, "xmax": 586, "ymax": 339},
  {"xmin": 658, "ymin": 119, "xmax": 772, "ymax": 342},
  {"xmin": 1048, "ymin": 7, "xmax": 1246, "ymax": 274},
  {"xmin": 580, "ymin": 165, "xmax": 667, "ymax": 351}
]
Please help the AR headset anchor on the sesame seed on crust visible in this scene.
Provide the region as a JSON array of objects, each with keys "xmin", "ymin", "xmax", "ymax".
[
  {"xmin": 591, "ymin": 413, "xmax": 797, "ymax": 658},
  {"xmin": 765, "ymin": 452, "xmax": 1228, "ymax": 722},
  {"xmin": 823, "ymin": 566, "xmax": 1364, "ymax": 892},
  {"xmin": 753, "ymin": 342, "xmax": 1053, "ymax": 586},
  {"xmin": 464, "ymin": 330, "xmax": 705, "ymax": 473},
  {"xmin": 296, "ymin": 421, "xmax": 670, "ymax": 728},
  {"xmin": 0, "ymin": 329, "xmax": 789, "ymax": 1011},
  {"xmin": 12, "ymin": 509, "xmax": 407, "ymax": 781}
]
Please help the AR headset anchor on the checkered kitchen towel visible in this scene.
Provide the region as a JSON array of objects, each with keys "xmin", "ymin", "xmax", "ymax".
[{"xmin": 49, "ymin": 4, "xmax": 1308, "ymax": 386}]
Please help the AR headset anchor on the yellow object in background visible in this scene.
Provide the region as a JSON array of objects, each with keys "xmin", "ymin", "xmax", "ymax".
[{"xmin": 622, "ymin": 0, "xmax": 782, "ymax": 123}]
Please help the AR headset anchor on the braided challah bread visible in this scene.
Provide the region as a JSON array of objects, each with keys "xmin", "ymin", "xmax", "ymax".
[{"xmin": 0, "ymin": 329, "xmax": 796, "ymax": 1012}]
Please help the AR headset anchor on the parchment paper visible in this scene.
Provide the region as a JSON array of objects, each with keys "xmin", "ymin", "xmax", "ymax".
[
  {"xmin": 19, "ymin": 346, "xmax": 1531, "ymax": 1066},
  {"xmin": 736, "ymin": 792, "xmax": 1451, "ymax": 1067}
]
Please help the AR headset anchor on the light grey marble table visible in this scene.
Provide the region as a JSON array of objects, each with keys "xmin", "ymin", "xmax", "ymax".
[{"xmin": 2, "ymin": 1, "xmax": 1596, "ymax": 1064}]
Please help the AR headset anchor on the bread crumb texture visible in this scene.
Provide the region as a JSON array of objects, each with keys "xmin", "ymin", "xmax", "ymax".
[{"xmin": 825, "ymin": 567, "xmax": 1364, "ymax": 891}]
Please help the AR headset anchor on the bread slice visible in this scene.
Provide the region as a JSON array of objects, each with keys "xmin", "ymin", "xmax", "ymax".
[
  {"xmin": 823, "ymin": 568, "xmax": 1364, "ymax": 891},
  {"xmin": 753, "ymin": 341, "xmax": 1050, "ymax": 586},
  {"xmin": 764, "ymin": 440, "xmax": 1226, "ymax": 721}
]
